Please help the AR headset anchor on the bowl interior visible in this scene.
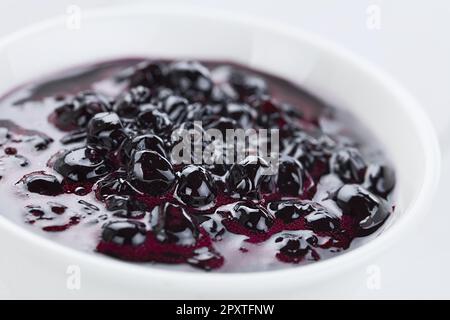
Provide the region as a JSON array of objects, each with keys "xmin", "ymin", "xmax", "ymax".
[
  {"xmin": 0, "ymin": 8, "xmax": 428, "ymax": 213},
  {"xmin": 0, "ymin": 5, "xmax": 439, "ymax": 297}
]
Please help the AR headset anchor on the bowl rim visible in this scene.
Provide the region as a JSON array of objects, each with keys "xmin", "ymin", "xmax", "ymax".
[{"xmin": 0, "ymin": 3, "xmax": 441, "ymax": 287}]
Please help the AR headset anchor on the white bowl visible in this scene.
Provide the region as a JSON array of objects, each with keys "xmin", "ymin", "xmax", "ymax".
[{"xmin": 0, "ymin": 4, "xmax": 440, "ymax": 299}]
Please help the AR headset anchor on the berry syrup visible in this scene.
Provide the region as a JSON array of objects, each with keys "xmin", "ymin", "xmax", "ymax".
[{"xmin": 0, "ymin": 59, "xmax": 396, "ymax": 272}]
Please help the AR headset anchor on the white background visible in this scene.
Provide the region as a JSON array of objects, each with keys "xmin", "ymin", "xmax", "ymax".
[{"xmin": 0, "ymin": 0, "xmax": 449, "ymax": 299}]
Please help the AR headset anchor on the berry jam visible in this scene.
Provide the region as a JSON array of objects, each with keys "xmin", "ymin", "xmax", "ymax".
[{"xmin": 0, "ymin": 59, "xmax": 396, "ymax": 272}]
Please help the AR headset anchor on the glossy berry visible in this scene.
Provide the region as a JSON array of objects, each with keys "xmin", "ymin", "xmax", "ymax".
[
  {"xmin": 204, "ymin": 116, "xmax": 238, "ymax": 136},
  {"xmin": 105, "ymin": 195, "xmax": 147, "ymax": 219},
  {"xmin": 155, "ymin": 88, "xmax": 174, "ymax": 101},
  {"xmin": 330, "ymin": 148, "xmax": 367, "ymax": 183},
  {"xmin": 170, "ymin": 121, "xmax": 208, "ymax": 165},
  {"xmin": 274, "ymin": 232, "xmax": 319, "ymax": 263},
  {"xmin": 200, "ymin": 213, "xmax": 226, "ymax": 240},
  {"xmin": 53, "ymin": 146, "xmax": 110, "ymax": 182},
  {"xmin": 170, "ymin": 121, "xmax": 205, "ymax": 145},
  {"xmin": 121, "ymin": 134, "xmax": 167, "ymax": 164},
  {"xmin": 86, "ymin": 112, "xmax": 125, "ymax": 150},
  {"xmin": 113, "ymin": 86, "xmax": 152, "ymax": 118},
  {"xmin": 268, "ymin": 200, "xmax": 313, "ymax": 224},
  {"xmin": 364, "ymin": 164, "xmax": 396, "ymax": 198},
  {"xmin": 50, "ymin": 91, "xmax": 110, "ymax": 131},
  {"xmin": 154, "ymin": 202, "xmax": 200, "ymax": 246},
  {"xmin": 254, "ymin": 97, "xmax": 284, "ymax": 129},
  {"xmin": 185, "ymin": 103, "xmax": 223, "ymax": 122},
  {"xmin": 227, "ymin": 156, "xmax": 273, "ymax": 197},
  {"xmin": 95, "ymin": 171, "xmax": 137, "ymax": 200},
  {"xmin": 127, "ymin": 61, "xmax": 166, "ymax": 89},
  {"xmin": 282, "ymin": 132, "xmax": 335, "ymax": 180},
  {"xmin": 137, "ymin": 107, "xmax": 173, "ymax": 135},
  {"xmin": 130, "ymin": 150, "xmax": 176, "ymax": 195},
  {"xmin": 229, "ymin": 69, "xmax": 267, "ymax": 99},
  {"xmin": 101, "ymin": 220, "xmax": 147, "ymax": 246},
  {"xmin": 224, "ymin": 201, "xmax": 275, "ymax": 233},
  {"xmin": 22, "ymin": 172, "xmax": 63, "ymax": 196},
  {"xmin": 275, "ymin": 156, "xmax": 305, "ymax": 196},
  {"xmin": 176, "ymin": 165, "xmax": 217, "ymax": 208},
  {"xmin": 167, "ymin": 61, "xmax": 213, "ymax": 101},
  {"xmin": 304, "ymin": 203, "xmax": 340, "ymax": 232},
  {"xmin": 205, "ymin": 163, "xmax": 230, "ymax": 178},
  {"xmin": 160, "ymin": 95, "xmax": 189, "ymax": 124},
  {"xmin": 225, "ymin": 102, "xmax": 256, "ymax": 128},
  {"xmin": 335, "ymin": 184, "xmax": 390, "ymax": 235}
]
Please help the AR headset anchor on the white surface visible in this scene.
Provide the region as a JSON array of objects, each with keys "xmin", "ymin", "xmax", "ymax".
[{"xmin": 0, "ymin": 0, "xmax": 448, "ymax": 299}]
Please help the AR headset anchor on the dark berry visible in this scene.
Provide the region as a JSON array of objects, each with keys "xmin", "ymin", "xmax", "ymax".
[
  {"xmin": 205, "ymin": 163, "xmax": 230, "ymax": 178},
  {"xmin": 155, "ymin": 88, "xmax": 174, "ymax": 101},
  {"xmin": 335, "ymin": 184, "xmax": 390, "ymax": 235},
  {"xmin": 130, "ymin": 150, "xmax": 175, "ymax": 195},
  {"xmin": 364, "ymin": 164, "xmax": 396, "ymax": 198},
  {"xmin": 127, "ymin": 61, "xmax": 166, "ymax": 89},
  {"xmin": 275, "ymin": 156, "xmax": 305, "ymax": 196},
  {"xmin": 253, "ymin": 97, "xmax": 284, "ymax": 129},
  {"xmin": 274, "ymin": 232, "xmax": 319, "ymax": 263},
  {"xmin": 170, "ymin": 121, "xmax": 207, "ymax": 165},
  {"xmin": 204, "ymin": 116, "xmax": 238, "ymax": 136},
  {"xmin": 225, "ymin": 102, "xmax": 256, "ymax": 128},
  {"xmin": 22, "ymin": 172, "xmax": 63, "ymax": 196},
  {"xmin": 121, "ymin": 134, "xmax": 167, "ymax": 164},
  {"xmin": 229, "ymin": 69, "xmax": 267, "ymax": 99},
  {"xmin": 330, "ymin": 148, "xmax": 367, "ymax": 183},
  {"xmin": 282, "ymin": 132, "xmax": 335, "ymax": 180},
  {"xmin": 113, "ymin": 86, "xmax": 152, "ymax": 118},
  {"xmin": 200, "ymin": 213, "xmax": 226, "ymax": 240},
  {"xmin": 50, "ymin": 91, "xmax": 110, "ymax": 131},
  {"xmin": 222, "ymin": 201, "xmax": 275, "ymax": 233},
  {"xmin": 53, "ymin": 147, "xmax": 110, "ymax": 182},
  {"xmin": 304, "ymin": 204, "xmax": 340, "ymax": 232},
  {"xmin": 167, "ymin": 61, "xmax": 213, "ymax": 101},
  {"xmin": 227, "ymin": 156, "xmax": 273, "ymax": 197},
  {"xmin": 170, "ymin": 121, "xmax": 205, "ymax": 145},
  {"xmin": 105, "ymin": 195, "xmax": 147, "ymax": 219},
  {"xmin": 137, "ymin": 107, "xmax": 173, "ymax": 135},
  {"xmin": 280, "ymin": 103, "xmax": 304, "ymax": 122},
  {"xmin": 176, "ymin": 165, "xmax": 217, "ymax": 208},
  {"xmin": 268, "ymin": 200, "xmax": 312, "ymax": 224},
  {"xmin": 187, "ymin": 103, "xmax": 224, "ymax": 121},
  {"xmin": 160, "ymin": 95, "xmax": 189, "ymax": 123},
  {"xmin": 95, "ymin": 170, "xmax": 137, "ymax": 199},
  {"xmin": 86, "ymin": 112, "xmax": 125, "ymax": 150},
  {"xmin": 101, "ymin": 220, "xmax": 147, "ymax": 246},
  {"xmin": 154, "ymin": 202, "xmax": 200, "ymax": 246}
]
